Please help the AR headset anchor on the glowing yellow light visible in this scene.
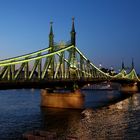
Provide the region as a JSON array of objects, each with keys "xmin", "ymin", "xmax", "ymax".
[
  {"xmin": 0, "ymin": 47, "xmax": 51, "ymax": 64},
  {"xmin": 0, "ymin": 45, "xmax": 74, "ymax": 67}
]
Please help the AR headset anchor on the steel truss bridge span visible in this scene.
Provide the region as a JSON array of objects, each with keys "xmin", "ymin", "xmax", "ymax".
[
  {"xmin": 0, "ymin": 44, "xmax": 110, "ymax": 82},
  {"xmin": 0, "ymin": 19, "xmax": 139, "ymax": 89}
]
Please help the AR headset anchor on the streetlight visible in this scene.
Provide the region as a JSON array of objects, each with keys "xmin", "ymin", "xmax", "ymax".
[{"xmin": 99, "ymin": 63, "xmax": 102, "ymax": 69}]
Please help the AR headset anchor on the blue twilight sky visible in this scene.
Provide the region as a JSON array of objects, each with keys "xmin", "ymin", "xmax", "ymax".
[{"xmin": 0, "ymin": 0, "xmax": 140, "ymax": 73}]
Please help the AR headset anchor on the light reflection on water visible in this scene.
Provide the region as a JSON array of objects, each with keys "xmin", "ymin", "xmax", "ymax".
[{"xmin": 0, "ymin": 89, "xmax": 140, "ymax": 139}]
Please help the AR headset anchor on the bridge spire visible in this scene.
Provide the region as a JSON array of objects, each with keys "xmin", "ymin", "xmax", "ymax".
[
  {"xmin": 122, "ymin": 61, "xmax": 124, "ymax": 69},
  {"xmin": 49, "ymin": 21, "xmax": 54, "ymax": 47},
  {"xmin": 70, "ymin": 17, "xmax": 76, "ymax": 46},
  {"xmin": 132, "ymin": 58, "xmax": 134, "ymax": 69}
]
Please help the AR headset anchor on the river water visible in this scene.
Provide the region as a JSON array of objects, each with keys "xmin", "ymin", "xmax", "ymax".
[{"xmin": 0, "ymin": 89, "xmax": 140, "ymax": 140}]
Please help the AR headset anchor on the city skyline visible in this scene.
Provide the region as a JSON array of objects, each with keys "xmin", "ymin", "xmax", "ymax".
[{"xmin": 0, "ymin": 0, "xmax": 140, "ymax": 73}]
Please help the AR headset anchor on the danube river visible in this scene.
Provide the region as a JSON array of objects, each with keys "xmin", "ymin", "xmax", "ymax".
[{"xmin": 0, "ymin": 89, "xmax": 140, "ymax": 139}]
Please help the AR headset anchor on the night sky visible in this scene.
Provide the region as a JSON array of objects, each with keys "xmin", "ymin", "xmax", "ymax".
[{"xmin": 0, "ymin": 0, "xmax": 140, "ymax": 73}]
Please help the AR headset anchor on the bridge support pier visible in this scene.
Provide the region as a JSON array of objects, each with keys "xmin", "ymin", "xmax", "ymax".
[
  {"xmin": 120, "ymin": 83, "xmax": 138, "ymax": 92},
  {"xmin": 40, "ymin": 89, "xmax": 85, "ymax": 109}
]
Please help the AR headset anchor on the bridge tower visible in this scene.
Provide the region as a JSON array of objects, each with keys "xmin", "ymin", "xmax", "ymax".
[
  {"xmin": 47, "ymin": 22, "xmax": 55, "ymax": 78},
  {"xmin": 69, "ymin": 18, "xmax": 78, "ymax": 79},
  {"xmin": 121, "ymin": 61, "xmax": 126, "ymax": 77},
  {"xmin": 120, "ymin": 58, "xmax": 139, "ymax": 92}
]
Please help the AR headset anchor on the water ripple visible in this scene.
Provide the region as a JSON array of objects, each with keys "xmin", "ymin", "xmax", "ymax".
[{"xmin": 0, "ymin": 89, "xmax": 140, "ymax": 139}]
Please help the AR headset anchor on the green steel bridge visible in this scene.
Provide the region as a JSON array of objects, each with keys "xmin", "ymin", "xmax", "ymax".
[{"xmin": 0, "ymin": 19, "xmax": 139, "ymax": 89}]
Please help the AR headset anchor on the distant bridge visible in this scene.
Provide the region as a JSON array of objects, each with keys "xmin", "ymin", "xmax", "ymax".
[{"xmin": 0, "ymin": 18, "xmax": 139, "ymax": 90}]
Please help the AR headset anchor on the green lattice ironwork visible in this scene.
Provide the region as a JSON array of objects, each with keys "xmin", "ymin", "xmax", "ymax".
[
  {"xmin": 0, "ymin": 19, "xmax": 139, "ymax": 83},
  {"xmin": 124, "ymin": 69, "xmax": 139, "ymax": 81}
]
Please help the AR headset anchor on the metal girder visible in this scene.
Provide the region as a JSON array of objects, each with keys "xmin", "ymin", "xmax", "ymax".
[
  {"xmin": 14, "ymin": 63, "xmax": 25, "ymax": 80},
  {"xmin": 0, "ymin": 44, "xmax": 139, "ymax": 82}
]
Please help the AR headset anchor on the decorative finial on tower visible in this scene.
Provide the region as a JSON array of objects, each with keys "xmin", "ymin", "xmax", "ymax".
[
  {"xmin": 71, "ymin": 17, "xmax": 75, "ymax": 32},
  {"xmin": 49, "ymin": 21, "xmax": 53, "ymax": 35},
  {"xmin": 50, "ymin": 21, "xmax": 53, "ymax": 25},
  {"xmin": 72, "ymin": 17, "xmax": 75, "ymax": 21},
  {"xmin": 49, "ymin": 21, "xmax": 54, "ymax": 47},
  {"xmin": 122, "ymin": 61, "xmax": 125, "ymax": 69},
  {"xmin": 71, "ymin": 17, "xmax": 76, "ymax": 46},
  {"xmin": 132, "ymin": 58, "xmax": 134, "ymax": 69}
]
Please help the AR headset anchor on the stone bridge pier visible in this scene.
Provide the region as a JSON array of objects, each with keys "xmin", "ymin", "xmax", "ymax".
[
  {"xmin": 41, "ymin": 89, "xmax": 85, "ymax": 109},
  {"xmin": 120, "ymin": 82, "xmax": 138, "ymax": 92}
]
